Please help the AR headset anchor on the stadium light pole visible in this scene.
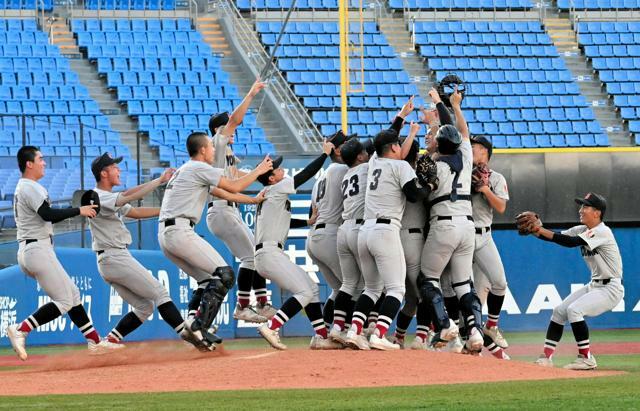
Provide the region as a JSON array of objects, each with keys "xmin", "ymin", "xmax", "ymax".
[{"xmin": 339, "ymin": 0, "xmax": 349, "ymax": 134}]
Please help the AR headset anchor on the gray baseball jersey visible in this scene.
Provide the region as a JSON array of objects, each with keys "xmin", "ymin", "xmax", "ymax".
[
  {"xmin": 255, "ymin": 176, "xmax": 296, "ymax": 245},
  {"xmin": 159, "ymin": 160, "xmax": 223, "ymax": 224},
  {"xmin": 341, "ymin": 163, "xmax": 368, "ymax": 221},
  {"xmin": 210, "ymin": 130, "xmax": 239, "ymax": 202},
  {"xmin": 401, "ymin": 198, "xmax": 427, "ymax": 229},
  {"xmin": 314, "ymin": 163, "xmax": 349, "ymax": 225},
  {"xmin": 13, "ymin": 178, "xmax": 53, "ymax": 241},
  {"xmin": 88, "ymin": 189, "xmax": 133, "ymax": 251},
  {"xmin": 363, "ymin": 156, "xmax": 416, "ymax": 225},
  {"xmin": 428, "ymin": 139, "xmax": 473, "ymax": 218},
  {"xmin": 562, "ymin": 223, "xmax": 623, "ymax": 280},
  {"xmin": 471, "ymin": 170, "xmax": 509, "ymax": 228}
]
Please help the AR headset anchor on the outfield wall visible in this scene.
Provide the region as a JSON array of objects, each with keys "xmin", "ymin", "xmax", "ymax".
[{"xmin": 1, "ymin": 196, "xmax": 638, "ymax": 347}]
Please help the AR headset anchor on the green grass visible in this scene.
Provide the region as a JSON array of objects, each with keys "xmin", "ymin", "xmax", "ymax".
[{"xmin": 1, "ymin": 330, "xmax": 639, "ymax": 410}]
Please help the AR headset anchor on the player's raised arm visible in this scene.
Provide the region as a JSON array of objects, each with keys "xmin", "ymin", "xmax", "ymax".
[
  {"xmin": 217, "ymin": 155, "xmax": 273, "ymax": 193},
  {"xmin": 115, "ymin": 168, "xmax": 175, "ymax": 206},
  {"xmin": 124, "ymin": 207, "xmax": 160, "ymax": 219},
  {"xmin": 222, "ymin": 79, "xmax": 267, "ymax": 137},
  {"xmin": 293, "ymin": 140, "xmax": 334, "ymax": 189},
  {"xmin": 449, "ymin": 86, "xmax": 469, "ymax": 140},
  {"xmin": 210, "ymin": 187, "xmax": 266, "ymax": 204}
]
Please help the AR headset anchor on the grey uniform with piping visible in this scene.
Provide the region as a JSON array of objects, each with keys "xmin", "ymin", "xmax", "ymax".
[
  {"xmin": 400, "ymin": 198, "xmax": 427, "ymax": 315},
  {"xmin": 89, "ymin": 188, "xmax": 171, "ymax": 321},
  {"xmin": 14, "ymin": 178, "xmax": 81, "ymax": 314}
]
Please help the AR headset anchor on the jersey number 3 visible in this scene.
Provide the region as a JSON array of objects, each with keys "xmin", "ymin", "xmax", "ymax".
[
  {"xmin": 369, "ymin": 169, "xmax": 382, "ymax": 191},
  {"xmin": 341, "ymin": 174, "xmax": 359, "ymax": 199}
]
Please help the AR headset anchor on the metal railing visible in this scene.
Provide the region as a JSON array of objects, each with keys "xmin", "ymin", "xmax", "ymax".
[{"xmin": 216, "ymin": 0, "xmax": 323, "ymax": 152}]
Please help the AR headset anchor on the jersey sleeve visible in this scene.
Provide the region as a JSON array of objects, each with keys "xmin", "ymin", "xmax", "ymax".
[
  {"xmin": 492, "ymin": 173, "xmax": 509, "ymax": 201},
  {"xmin": 577, "ymin": 225, "xmax": 612, "ymax": 250},
  {"xmin": 120, "ymin": 203, "xmax": 134, "ymax": 217},
  {"xmin": 22, "ymin": 183, "xmax": 48, "ymax": 212},
  {"xmin": 197, "ymin": 164, "xmax": 223, "ymax": 187},
  {"xmin": 397, "ymin": 160, "xmax": 417, "ymax": 186},
  {"xmin": 277, "ymin": 176, "xmax": 296, "ymax": 195}
]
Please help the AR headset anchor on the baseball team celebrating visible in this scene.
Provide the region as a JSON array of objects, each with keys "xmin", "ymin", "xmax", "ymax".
[{"xmin": 5, "ymin": 79, "xmax": 624, "ymax": 371}]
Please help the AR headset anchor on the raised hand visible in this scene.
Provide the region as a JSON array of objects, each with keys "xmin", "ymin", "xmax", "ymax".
[
  {"xmin": 256, "ymin": 154, "xmax": 274, "ymax": 174},
  {"xmin": 322, "ymin": 139, "xmax": 336, "ymax": 156},
  {"xmin": 159, "ymin": 168, "xmax": 176, "ymax": 184},
  {"xmin": 428, "ymin": 87, "xmax": 442, "ymax": 105}
]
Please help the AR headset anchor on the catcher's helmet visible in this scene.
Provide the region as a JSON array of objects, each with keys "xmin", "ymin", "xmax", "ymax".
[
  {"xmin": 436, "ymin": 124, "xmax": 462, "ymax": 155},
  {"xmin": 437, "ymin": 74, "xmax": 465, "ymax": 108}
]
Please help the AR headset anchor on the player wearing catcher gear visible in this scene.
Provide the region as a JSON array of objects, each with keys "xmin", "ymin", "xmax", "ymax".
[
  {"xmin": 85, "ymin": 153, "xmax": 214, "ymax": 351},
  {"xmin": 346, "ymin": 121, "xmax": 437, "ymax": 351},
  {"xmin": 206, "ymin": 79, "xmax": 276, "ymax": 324},
  {"xmin": 6, "ymin": 146, "xmax": 121, "ymax": 361},
  {"xmin": 158, "ymin": 132, "xmax": 273, "ymax": 346},
  {"xmin": 307, "ymin": 130, "xmax": 349, "ymax": 328},
  {"xmin": 526, "ymin": 193, "xmax": 624, "ymax": 370},
  {"xmin": 328, "ymin": 138, "xmax": 371, "ymax": 344},
  {"xmin": 417, "ymin": 87, "xmax": 485, "ymax": 351},
  {"xmin": 255, "ymin": 141, "xmax": 344, "ymax": 350},
  {"xmin": 470, "ymin": 136, "xmax": 510, "ymax": 350}
]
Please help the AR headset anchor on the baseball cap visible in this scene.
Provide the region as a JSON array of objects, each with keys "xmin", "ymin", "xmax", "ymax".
[
  {"xmin": 327, "ymin": 130, "xmax": 348, "ymax": 148},
  {"xmin": 373, "ymin": 129, "xmax": 400, "ymax": 154},
  {"xmin": 208, "ymin": 112, "xmax": 229, "ymax": 135},
  {"xmin": 575, "ymin": 192, "xmax": 607, "ymax": 213},
  {"xmin": 91, "ymin": 152, "xmax": 123, "ymax": 181},
  {"xmin": 257, "ymin": 155, "xmax": 283, "ymax": 186},
  {"xmin": 471, "ymin": 135, "xmax": 493, "ymax": 158},
  {"xmin": 362, "ymin": 138, "xmax": 375, "ymax": 156}
]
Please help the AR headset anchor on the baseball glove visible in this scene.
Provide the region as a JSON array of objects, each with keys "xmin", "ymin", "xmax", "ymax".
[
  {"xmin": 80, "ymin": 189, "xmax": 101, "ymax": 215},
  {"xmin": 471, "ymin": 164, "xmax": 491, "ymax": 193},
  {"xmin": 515, "ymin": 211, "xmax": 542, "ymax": 235},
  {"xmin": 415, "ymin": 153, "xmax": 439, "ymax": 190}
]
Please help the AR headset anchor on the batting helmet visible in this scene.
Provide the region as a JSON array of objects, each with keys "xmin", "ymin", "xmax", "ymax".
[
  {"xmin": 437, "ymin": 74, "xmax": 465, "ymax": 108},
  {"xmin": 436, "ymin": 124, "xmax": 462, "ymax": 155}
]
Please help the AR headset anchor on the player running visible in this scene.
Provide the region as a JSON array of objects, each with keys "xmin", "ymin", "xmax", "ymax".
[{"xmin": 6, "ymin": 146, "xmax": 121, "ymax": 360}]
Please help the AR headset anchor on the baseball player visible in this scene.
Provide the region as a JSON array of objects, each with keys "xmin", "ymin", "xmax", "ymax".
[
  {"xmin": 327, "ymin": 138, "xmax": 370, "ymax": 344},
  {"xmin": 158, "ymin": 132, "xmax": 273, "ymax": 345},
  {"xmin": 86, "ymin": 153, "xmax": 215, "ymax": 351},
  {"xmin": 306, "ymin": 130, "xmax": 348, "ymax": 327},
  {"xmin": 256, "ymin": 141, "xmax": 346, "ymax": 350},
  {"xmin": 346, "ymin": 121, "xmax": 437, "ymax": 351},
  {"xmin": 417, "ymin": 87, "xmax": 485, "ymax": 351},
  {"xmin": 470, "ymin": 135, "xmax": 510, "ymax": 349},
  {"xmin": 207, "ymin": 79, "xmax": 277, "ymax": 324},
  {"xmin": 6, "ymin": 146, "xmax": 121, "ymax": 361},
  {"xmin": 521, "ymin": 193, "xmax": 624, "ymax": 370}
]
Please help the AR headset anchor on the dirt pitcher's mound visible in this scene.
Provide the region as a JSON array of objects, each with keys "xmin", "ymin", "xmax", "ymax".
[{"xmin": 0, "ymin": 344, "xmax": 621, "ymax": 396}]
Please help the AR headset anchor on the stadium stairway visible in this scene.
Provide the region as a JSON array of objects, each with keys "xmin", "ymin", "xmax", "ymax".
[
  {"xmin": 543, "ymin": 12, "xmax": 629, "ymax": 145},
  {"xmin": 378, "ymin": 15, "xmax": 436, "ymax": 98},
  {"xmin": 196, "ymin": 16, "xmax": 231, "ymax": 56},
  {"xmin": 44, "ymin": 16, "xmax": 81, "ymax": 58}
]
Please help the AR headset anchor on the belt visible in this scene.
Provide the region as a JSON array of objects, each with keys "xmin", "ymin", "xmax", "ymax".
[
  {"xmin": 356, "ymin": 219, "xmax": 364, "ymax": 225},
  {"xmin": 475, "ymin": 226, "xmax": 491, "ymax": 234},
  {"xmin": 593, "ymin": 278, "xmax": 613, "ymax": 285},
  {"xmin": 437, "ymin": 216, "xmax": 474, "ymax": 222},
  {"xmin": 96, "ymin": 248, "xmax": 126, "ymax": 255},
  {"xmin": 163, "ymin": 218, "xmax": 195, "ymax": 228},
  {"xmin": 408, "ymin": 228, "xmax": 422, "ymax": 234},
  {"xmin": 315, "ymin": 223, "xmax": 326, "ymax": 229},
  {"xmin": 208, "ymin": 201, "xmax": 236, "ymax": 208},
  {"xmin": 376, "ymin": 218, "xmax": 391, "ymax": 224},
  {"xmin": 255, "ymin": 242, "xmax": 283, "ymax": 251},
  {"xmin": 23, "ymin": 237, "xmax": 53, "ymax": 245}
]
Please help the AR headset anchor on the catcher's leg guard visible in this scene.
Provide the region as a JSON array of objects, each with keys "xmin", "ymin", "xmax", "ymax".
[
  {"xmin": 459, "ymin": 287, "xmax": 483, "ymax": 333},
  {"xmin": 417, "ymin": 273, "xmax": 449, "ymax": 331},
  {"xmin": 192, "ymin": 266, "xmax": 235, "ymax": 333}
]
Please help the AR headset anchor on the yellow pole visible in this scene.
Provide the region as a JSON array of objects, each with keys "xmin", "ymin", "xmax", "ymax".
[{"xmin": 338, "ymin": 0, "xmax": 348, "ymax": 134}]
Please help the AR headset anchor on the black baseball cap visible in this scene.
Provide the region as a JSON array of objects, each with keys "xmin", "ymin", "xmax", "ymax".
[
  {"xmin": 91, "ymin": 152, "xmax": 123, "ymax": 182},
  {"xmin": 328, "ymin": 130, "xmax": 348, "ymax": 148},
  {"xmin": 575, "ymin": 192, "xmax": 607, "ymax": 214},
  {"xmin": 257, "ymin": 155, "xmax": 283, "ymax": 186},
  {"xmin": 208, "ymin": 112, "xmax": 229, "ymax": 135},
  {"xmin": 362, "ymin": 138, "xmax": 375, "ymax": 156},
  {"xmin": 471, "ymin": 135, "xmax": 493, "ymax": 158}
]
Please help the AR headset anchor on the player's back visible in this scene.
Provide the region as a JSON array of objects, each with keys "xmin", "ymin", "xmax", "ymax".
[
  {"xmin": 429, "ymin": 139, "xmax": 473, "ymax": 218},
  {"xmin": 364, "ymin": 155, "xmax": 416, "ymax": 225},
  {"xmin": 342, "ymin": 163, "xmax": 368, "ymax": 221},
  {"xmin": 315, "ymin": 163, "xmax": 349, "ymax": 225}
]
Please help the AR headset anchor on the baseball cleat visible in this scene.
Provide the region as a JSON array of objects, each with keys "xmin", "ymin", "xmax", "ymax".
[
  {"xmin": 255, "ymin": 302, "xmax": 278, "ymax": 320},
  {"xmin": 440, "ymin": 320, "xmax": 460, "ymax": 342},
  {"xmin": 409, "ymin": 336, "xmax": 429, "ymax": 350},
  {"xmin": 392, "ymin": 335, "xmax": 406, "ymax": 349},
  {"xmin": 445, "ymin": 335, "xmax": 464, "ymax": 353},
  {"xmin": 483, "ymin": 325, "xmax": 509, "ymax": 349},
  {"xmin": 329, "ymin": 326, "xmax": 348, "ymax": 345},
  {"xmin": 233, "ymin": 304, "xmax": 267, "ymax": 323},
  {"xmin": 345, "ymin": 329, "xmax": 371, "ymax": 350},
  {"xmin": 490, "ymin": 348, "xmax": 511, "ymax": 360},
  {"xmin": 88, "ymin": 339, "xmax": 126, "ymax": 355},
  {"xmin": 309, "ymin": 334, "xmax": 344, "ymax": 350},
  {"xmin": 6, "ymin": 324, "xmax": 28, "ymax": 361},
  {"xmin": 466, "ymin": 327, "xmax": 484, "ymax": 352},
  {"xmin": 534, "ymin": 354, "xmax": 554, "ymax": 367},
  {"xmin": 258, "ymin": 323, "xmax": 287, "ymax": 350},
  {"xmin": 180, "ymin": 326, "xmax": 215, "ymax": 352},
  {"xmin": 369, "ymin": 333, "xmax": 400, "ymax": 351},
  {"xmin": 563, "ymin": 354, "xmax": 597, "ymax": 370}
]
